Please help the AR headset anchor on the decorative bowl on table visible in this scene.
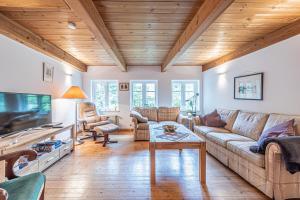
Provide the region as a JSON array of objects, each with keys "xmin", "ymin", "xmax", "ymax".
[{"xmin": 162, "ymin": 125, "xmax": 177, "ymax": 134}]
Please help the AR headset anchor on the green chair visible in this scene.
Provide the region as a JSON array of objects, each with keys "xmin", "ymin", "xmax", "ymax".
[{"xmin": 0, "ymin": 150, "xmax": 45, "ymax": 200}]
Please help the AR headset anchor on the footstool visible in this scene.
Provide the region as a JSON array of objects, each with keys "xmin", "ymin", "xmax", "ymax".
[{"xmin": 93, "ymin": 124, "xmax": 119, "ymax": 147}]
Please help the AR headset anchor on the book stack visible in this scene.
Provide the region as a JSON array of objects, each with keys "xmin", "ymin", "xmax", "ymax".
[{"xmin": 32, "ymin": 140, "xmax": 62, "ymax": 153}]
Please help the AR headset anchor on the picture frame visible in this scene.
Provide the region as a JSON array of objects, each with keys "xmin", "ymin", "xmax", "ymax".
[
  {"xmin": 43, "ymin": 63, "xmax": 54, "ymax": 82},
  {"xmin": 119, "ymin": 82, "xmax": 129, "ymax": 91},
  {"xmin": 234, "ymin": 73, "xmax": 263, "ymax": 100}
]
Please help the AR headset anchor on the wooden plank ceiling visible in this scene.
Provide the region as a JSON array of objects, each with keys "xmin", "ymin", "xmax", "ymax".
[
  {"xmin": 1, "ymin": 0, "xmax": 300, "ymax": 71},
  {"xmin": 175, "ymin": 0, "xmax": 300, "ymax": 67},
  {"xmin": 0, "ymin": 0, "xmax": 116, "ymax": 67},
  {"xmin": 94, "ymin": 0, "xmax": 203, "ymax": 66}
]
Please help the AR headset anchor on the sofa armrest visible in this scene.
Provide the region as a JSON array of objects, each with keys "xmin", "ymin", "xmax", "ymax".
[
  {"xmin": 266, "ymin": 142, "xmax": 300, "ymax": 183},
  {"xmin": 265, "ymin": 142, "xmax": 300, "ymax": 199},
  {"xmin": 265, "ymin": 142, "xmax": 282, "ymax": 183},
  {"xmin": 0, "ymin": 150, "xmax": 37, "ymax": 180},
  {"xmin": 131, "ymin": 117, "xmax": 138, "ymax": 130}
]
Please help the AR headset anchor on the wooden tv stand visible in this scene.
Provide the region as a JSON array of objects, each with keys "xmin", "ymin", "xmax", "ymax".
[{"xmin": 0, "ymin": 124, "xmax": 75, "ymax": 179}]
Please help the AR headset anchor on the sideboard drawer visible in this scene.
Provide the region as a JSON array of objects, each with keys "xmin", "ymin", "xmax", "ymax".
[
  {"xmin": 39, "ymin": 148, "xmax": 60, "ymax": 171},
  {"xmin": 60, "ymin": 142, "xmax": 72, "ymax": 158},
  {"xmin": 15, "ymin": 160, "xmax": 39, "ymax": 177}
]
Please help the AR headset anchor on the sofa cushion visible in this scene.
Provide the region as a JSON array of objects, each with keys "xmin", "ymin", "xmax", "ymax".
[
  {"xmin": 194, "ymin": 126, "xmax": 230, "ymax": 137},
  {"xmin": 201, "ymin": 110, "xmax": 226, "ymax": 128},
  {"xmin": 263, "ymin": 113, "xmax": 300, "ymax": 136},
  {"xmin": 137, "ymin": 121, "xmax": 157, "ymax": 130},
  {"xmin": 206, "ymin": 132, "xmax": 253, "ymax": 148},
  {"xmin": 259, "ymin": 119, "xmax": 295, "ymax": 145},
  {"xmin": 227, "ymin": 141, "xmax": 265, "ymax": 168},
  {"xmin": 217, "ymin": 109, "xmax": 239, "ymax": 131},
  {"xmin": 0, "ymin": 172, "xmax": 45, "ymax": 200},
  {"xmin": 157, "ymin": 107, "xmax": 180, "ymax": 122},
  {"xmin": 130, "ymin": 110, "xmax": 148, "ymax": 123},
  {"xmin": 134, "ymin": 107, "xmax": 158, "ymax": 121},
  {"xmin": 232, "ymin": 111, "xmax": 269, "ymax": 141}
]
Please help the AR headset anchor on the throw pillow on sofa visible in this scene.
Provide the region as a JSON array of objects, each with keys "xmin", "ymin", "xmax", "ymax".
[
  {"xmin": 130, "ymin": 110, "xmax": 148, "ymax": 123},
  {"xmin": 250, "ymin": 119, "xmax": 295, "ymax": 154},
  {"xmin": 201, "ymin": 110, "xmax": 227, "ymax": 128}
]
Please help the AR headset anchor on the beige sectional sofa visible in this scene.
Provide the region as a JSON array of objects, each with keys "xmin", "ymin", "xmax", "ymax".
[
  {"xmin": 131, "ymin": 107, "xmax": 184, "ymax": 141},
  {"xmin": 194, "ymin": 109, "xmax": 300, "ymax": 200}
]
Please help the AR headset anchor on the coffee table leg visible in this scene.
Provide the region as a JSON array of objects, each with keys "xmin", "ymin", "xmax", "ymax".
[
  {"xmin": 150, "ymin": 143, "xmax": 156, "ymax": 184},
  {"xmin": 103, "ymin": 133, "xmax": 109, "ymax": 147},
  {"xmin": 200, "ymin": 144, "xmax": 206, "ymax": 184}
]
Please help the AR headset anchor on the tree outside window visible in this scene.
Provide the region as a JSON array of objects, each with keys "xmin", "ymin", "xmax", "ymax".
[
  {"xmin": 131, "ymin": 80, "xmax": 158, "ymax": 108},
  {"xmin": 172, "ymin": 80, "xmax": 199, "ymax": 112},
  {"xmin": 91, "ymin": 80, "xmax": 119, "ymax": 112}
]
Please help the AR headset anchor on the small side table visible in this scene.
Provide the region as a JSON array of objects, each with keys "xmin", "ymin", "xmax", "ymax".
[
  {"xmin": 182, "ymin": 116, "xmax": 195, "ymax": 131},
  {"xmin": 106, "ymin": 114, "xmax": 120, "ymax": 125}
]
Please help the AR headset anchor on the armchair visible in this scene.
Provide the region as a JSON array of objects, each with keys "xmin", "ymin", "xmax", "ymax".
[
  {"xmin": 78, "ymin": 102, "xmax": 111, "ymax": 131},
  {"xmin": 0, "ymin": 150, "xmax": 45, "ymax": 200},
  {"xmin": 78, "ymin": 102, "xmax": 118, "ymax": 147}
]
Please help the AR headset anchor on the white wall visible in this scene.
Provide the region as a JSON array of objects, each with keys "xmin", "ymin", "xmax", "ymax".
[
  {"xmin": 203, "ymin": 35, "xmax": 300, "ymax": 115},
  {"xmin": 0, "ymin": 35, "xmax": 83, "ymax": 124},
  {"xmin": 83, "ymin": 66, "xmax": 202, "ymax": 128}
]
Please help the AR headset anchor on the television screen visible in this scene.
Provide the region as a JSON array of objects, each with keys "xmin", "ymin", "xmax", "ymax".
[{"xmin": 0, "ymin": 92, "xmax": 52, "ymax": 137}]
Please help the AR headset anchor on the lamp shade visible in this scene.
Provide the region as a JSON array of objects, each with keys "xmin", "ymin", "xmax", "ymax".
[{"xmin": 62, "ymin": 86, "xmax": 88, "ymax": 99}]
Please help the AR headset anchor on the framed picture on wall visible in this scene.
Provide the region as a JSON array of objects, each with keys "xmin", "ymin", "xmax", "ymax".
[
  {"xmin": 234, "ymin": 73, "xmax": 263, "ymax": 100},
  {"xmin": 119, "ymin": 82, "xmax": 129, "ymax": 91},
  {"xmin": 43, "ymin": 62, "xmax": 54, "ymax": 82}
]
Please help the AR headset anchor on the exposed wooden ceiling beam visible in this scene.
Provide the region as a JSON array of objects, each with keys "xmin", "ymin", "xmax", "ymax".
[
  {"xmin": 161, "ymin": 0, "xmax": 233, "ymax": 72},
  {"xmin": 0, "ymin": 12, "xmax": 87, "ymax": 72},
  {"xmin": 203, "ymin": 19, "xmax": 300, "ymax": 72},
  {"xmin": 0, "ymin": 0, "xmax": 69, "ymax": 11},
  {"xmin": 65, "ymin": 0, "xmax": 127, "ymax": 72}
]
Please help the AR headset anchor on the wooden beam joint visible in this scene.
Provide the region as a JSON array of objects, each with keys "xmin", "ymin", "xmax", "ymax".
[
  {"xmin": 65, "ymin": 0, "xmax": 127, "ymax": 72},
  {"xmin": 202, "ymin": 18, "xmax": 300, "ymax": 71},
  {"xmin": 161, "ymin": 0, "xmax": 234, "ymax": 72}
]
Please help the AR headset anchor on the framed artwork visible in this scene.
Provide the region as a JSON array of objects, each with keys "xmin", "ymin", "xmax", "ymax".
[
  {"xmin": 43, "ymin": 63, "xmax": 54, "ymax": 82},
  {"xmin": 234, "ymin": 73, "xmax": 263, "ymax": 100},
  {"xmin": 119, "ymin": 82, "xmax": 129, "ymax": 91}
]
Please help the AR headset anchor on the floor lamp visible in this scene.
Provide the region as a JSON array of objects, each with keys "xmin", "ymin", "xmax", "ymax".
[{"xmin": 62, "ymin": 86, "xmax": 88, "ymax": 145}]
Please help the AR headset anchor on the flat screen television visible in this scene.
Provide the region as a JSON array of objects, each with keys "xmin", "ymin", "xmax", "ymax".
[{"xmin": 0, "ymin": 92, "xmax": 52, "ymax": 137}]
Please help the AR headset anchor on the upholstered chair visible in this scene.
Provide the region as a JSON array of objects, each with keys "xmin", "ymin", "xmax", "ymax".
[{"xmin": 78, "ymin": 102, "xmax": 111, "ymax": 131}]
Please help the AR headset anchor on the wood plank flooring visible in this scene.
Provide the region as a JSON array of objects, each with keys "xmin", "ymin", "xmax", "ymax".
[{"xmin": 44, "ymin": 134, "xmax": 269, "ymax": 200}]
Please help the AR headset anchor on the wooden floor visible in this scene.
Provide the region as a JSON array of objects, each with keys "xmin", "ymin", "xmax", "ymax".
[{"xmin": 44, "ymin": 134, "xmax": 269, "ymax": 200}]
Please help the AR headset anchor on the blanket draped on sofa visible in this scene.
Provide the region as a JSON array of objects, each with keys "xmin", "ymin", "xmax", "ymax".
[{"xmin": 250, "ymin": 136, "xmax": 300, "ymax": 174}]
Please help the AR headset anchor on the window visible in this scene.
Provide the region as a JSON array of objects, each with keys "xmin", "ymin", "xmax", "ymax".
[
  {"xmin": 91, "ymin": 80, "xmax": 119, "ymax": 111},
  {"xmin": 130, "ymin": 80, "xmax": 158, "ymax": 108},
  {"xmin": 172, "ymin": 80, "xmax": 199, "ymax": 111}
]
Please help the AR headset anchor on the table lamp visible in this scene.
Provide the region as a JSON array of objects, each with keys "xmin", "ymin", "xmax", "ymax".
[{"xmin": 62, "ymin": 86, "xmax": 88, "ymax": 145}]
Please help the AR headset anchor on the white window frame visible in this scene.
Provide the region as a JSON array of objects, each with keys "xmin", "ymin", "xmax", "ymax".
[
  {"xmin": 91, "ymin": 80, "xmax": 119, "ymax": 112},
  {"xmin": 130, "ymin": 80, "xmax": 158, "ymax": 108},
  {"xmin": 171, "ymin": 80, "xmax": 200, "ymax": 111}
]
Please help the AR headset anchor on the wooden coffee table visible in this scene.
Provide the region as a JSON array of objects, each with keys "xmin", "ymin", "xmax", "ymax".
[{"xmin": 149, "ymin": 124, "xmax": 206, "ymax": 185}]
